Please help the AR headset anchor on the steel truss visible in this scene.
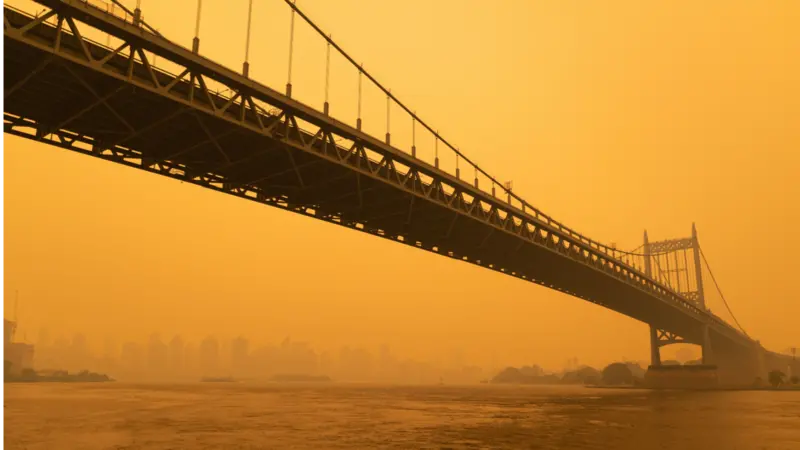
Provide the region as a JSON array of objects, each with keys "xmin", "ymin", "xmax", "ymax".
[
  {"xmin": 654, "ymin": 329, "xmax": 688, "ymax": 347},
  {"xmin": 646, "ymin": 235, "xmax": 704, "ymax": 308},
  {"xmin": 648, "ymin": 238, "xmax": 693, "ymax": 254},
  {"xmin": 4, "ymin": 0, "xmax": 751, "ymax": 348}
]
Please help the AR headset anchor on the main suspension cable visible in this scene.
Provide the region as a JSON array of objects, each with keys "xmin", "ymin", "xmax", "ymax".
[
  {"xmin": 699, "ymin": 247, "xmax": 749, "ymax": 336},
  {"xmin": 281, "ymin": 0, "xmax": 640, "ymax": 259}
]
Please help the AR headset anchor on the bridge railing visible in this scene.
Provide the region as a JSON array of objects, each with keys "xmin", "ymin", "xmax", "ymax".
[{"xmin": 78, "ymin": 0, "xmax": 162, "ymax": 37}]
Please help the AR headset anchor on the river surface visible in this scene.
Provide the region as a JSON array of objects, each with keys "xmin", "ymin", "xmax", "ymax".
[{"xmin": 4, "ymin": 382, "xmax": 800, "ymax": 449}]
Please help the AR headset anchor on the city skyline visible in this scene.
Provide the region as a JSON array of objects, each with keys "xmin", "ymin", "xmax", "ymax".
[{"xmin": 26, "ymin": 323, "xmax": 699, "ymax": 382}]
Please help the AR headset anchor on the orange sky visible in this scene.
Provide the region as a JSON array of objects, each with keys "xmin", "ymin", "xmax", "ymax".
[{"xmin": 4, "ymin": 0, "xmax": 799, "ymax": 369}]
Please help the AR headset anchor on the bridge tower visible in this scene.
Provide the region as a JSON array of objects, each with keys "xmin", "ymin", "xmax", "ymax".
[{"xmin": 645, "ymin": 224, "xmax": 711, "ymax": 366}]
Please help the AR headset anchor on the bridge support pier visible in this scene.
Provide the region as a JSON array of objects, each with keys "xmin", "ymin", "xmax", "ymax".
[
  {"xmin": 702, "ymin": 324, "xmax": 714, "ymax": 365},
  {"xmin": 753, "ymin": 341, "xmax": 767, "ymax": 383},
  {"xmin": 649, "ymin": 325, "xmax": 661, "ymax": 366}
]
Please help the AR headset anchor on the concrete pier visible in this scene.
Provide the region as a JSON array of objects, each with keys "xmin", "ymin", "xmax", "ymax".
[{"xmin": 645, "ymin": 365, "xmax": 719, "ymax": 390}]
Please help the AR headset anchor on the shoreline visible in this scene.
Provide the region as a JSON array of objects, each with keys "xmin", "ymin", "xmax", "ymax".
[{"xmin": 587, "ymin": 384, "xmax": 800, "ymax": 392}]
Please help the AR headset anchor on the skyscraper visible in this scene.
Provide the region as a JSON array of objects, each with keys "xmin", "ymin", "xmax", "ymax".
[
  {"xmin": 199, "ymin": 336, "xmax": 219, "ymax": 376},
  {"xmin": 169, "ymin": 335, "xmax": 185, "ymax": 375},
  {"xmin": 231, "ymin": 336, "xmax": 249, "ymax": 375}
]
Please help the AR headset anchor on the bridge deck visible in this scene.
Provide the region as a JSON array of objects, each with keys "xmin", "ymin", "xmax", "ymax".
[{"xmin": 4, "ymin": 1, "xmax": 752, "ymax": 349}]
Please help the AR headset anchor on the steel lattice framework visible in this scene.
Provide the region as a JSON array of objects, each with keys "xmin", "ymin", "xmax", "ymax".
[{"xmin": 4, "ymin": 0, "xmax": 758, "ymax": 352}]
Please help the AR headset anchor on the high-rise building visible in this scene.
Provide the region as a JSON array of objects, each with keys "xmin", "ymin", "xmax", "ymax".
[
  {"xmin": 199, "ymin": 336, "xmax": 219, "ymax": 376},
  {"xmin": 169, "ymin": 335, "xmax": 185, "ymax": 375},
  {"xmin": 121, "ymin": 341, "xmax": 144, "ymax": 374},
  {"xmin": 148, "ymin": 334, "xmax": 168, "ymax": 375},
  {"xmin": 231, "ymin": 336, "xmax": 249, "ymax": 375}
]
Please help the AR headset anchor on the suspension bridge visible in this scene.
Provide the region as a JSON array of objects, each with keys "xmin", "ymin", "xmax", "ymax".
[{"xmin": 4, "ymin": 0, "xmax": 796, "ymax": 386}]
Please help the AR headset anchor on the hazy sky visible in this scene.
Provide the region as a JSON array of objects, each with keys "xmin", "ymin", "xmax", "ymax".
[{"xmin": 4, "ymin": 0, "xmax": 799, "ymax": 369}]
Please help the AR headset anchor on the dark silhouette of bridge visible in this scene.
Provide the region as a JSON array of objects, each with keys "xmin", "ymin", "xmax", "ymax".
[{"xmin": 4, "ymin": 0, "xmax": 796, "ymax": 386}]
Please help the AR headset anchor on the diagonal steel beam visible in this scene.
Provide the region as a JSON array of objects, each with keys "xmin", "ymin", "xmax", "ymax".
[
  {"xmin": 194, "ymin": 113, "xmax": 231, "ymax": 163},
  {"xmin": 360, "ymin": 208, "xmax": 407, "ymax": 224},
  {"xmin": 196, "ymin": 114, "xmax": 305, "ymax": 176},
  {"xmin": 60, "ymin": 61, "xmax": 133, "ymax": 133},
  {"xmin": 478, "ymin": 228, "xmax": 495, "ymax": 249},
  {"xmin": 97, "ymin": 42, "xmax": 130, "ymax": 66},
  {"xmin": 64, "ymin": 16, "xmax": 93, "ymax": 62},
  {"xmin": 161, "ymin": 128, "xmax": 238, "ymax": 162},
  {"xmin": 240, "ymin": 155, "xmax": 328, "ymax": 186},
  {"xmin": 280, "ymin": 117, "xmax": 305, "ymax": 188},
  {"xmin": 51, "ymin": 84, "xmax": 128, "ymax": 132},
  {"xmin": 4, "ymin": 56, "xmax": 53, "ymax": 100},
  {"xmin": 329, "ymin": 189, "xmax": 409, "ymax": 218},
  {"xmin": 443, "ymin": 212, "xmax": 460, "ymax": 239},
  {"xmin": 287, "ymin": 170, "xmax": 353, "ymax": 197},
  {"xmin": 114, "ymin": 106, "xmax": 188, "ymax": 147},
  {"xmin": 17, "ymin": 9, "xmax": 56, "ymax": 35},
  {"xmin": 405, "ymin": 195, "xmax": 415, "ymax": 225}
]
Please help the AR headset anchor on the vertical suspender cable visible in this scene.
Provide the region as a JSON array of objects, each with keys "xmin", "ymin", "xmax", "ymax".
[
  {"xmin": 324, "ymin": 37, "xmax": 331, "ymax": 115},
  {"xmin": 411, "ymin": 116, "xmax": 416, "ymax": 157},
  {"xmin": 357, "ymin": 67, "xmax": 362, "ymax": 130},
  {"xmin": 435, "ymin": 134, "xmax": 439, "ymax": 168},
  {"xmin": 243, "ymin": 0, "xmax": 253, "ymax": 77},
  {"xmin": 133, "ymin": 0, "xmax": 142, "ymax": 27},
  {"xmin": 683, "ymin": 248, "xmax": 692, "ymax": 293},
  {"xmin": 699, "ymin": 248, "xmax": 748, "ymax": 336},
  {"xmin": 386, "ymin": 93, "xmax": 391, "ymax": 144},
  {"xmin": 286, "ymin": 1, "xmax": 296, "ymax": 97},
  {"xmin": 664, "ymin": 253, "xmax": 672, "ymax": 290},
  {"xmin": 192, "ymin": 0, "xmax": 202, "ymax": 53}
]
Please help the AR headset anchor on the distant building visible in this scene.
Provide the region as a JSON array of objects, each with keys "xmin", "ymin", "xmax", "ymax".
[
  {"xmin": 4, "ymin": 319, "xmax": 34, "ymax": 375},
  {"xmin": 121, "ymin": 341, "xmax": 144, "ymax": 372},
  {"xmin": 70, "ymin": 333, "xmax": 90, "ymax": 371},
  {"xmin": 148, "ymin": 334, "xmax": 169, "ymax": 374},
  {"xmin": 200, "ymin": 336, "xmax": 219, "ymax": 375},
  {"xmin": 231, "ymin": 337, "xmax": 249, "ymax": 374},
  {"xmin": 169, "ymin": 335, "xmax": 185, "ymax": 374}
]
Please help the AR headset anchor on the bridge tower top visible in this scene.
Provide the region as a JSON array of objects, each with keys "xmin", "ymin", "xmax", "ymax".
[
  {"xmin": 643, "ymin": 225, "xmax": 706, "ymax": 310},
  {"xmin": 691, "ymin": 223, "xmax": 706, "ymax": 309}
]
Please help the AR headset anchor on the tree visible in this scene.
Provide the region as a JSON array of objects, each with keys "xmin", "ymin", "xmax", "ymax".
[
  {"xmin": 4, "ymin": 360, "xmax": 12, "ymax": 377},
  {"xmin": 602, "ymin": 363, "xmax": 633, "ymax": 385},
  {"xmin": 768, "ymin": 370, "xmax": 786, "ymax": 388}
]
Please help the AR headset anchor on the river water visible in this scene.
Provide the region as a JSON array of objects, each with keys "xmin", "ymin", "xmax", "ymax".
[{"xmin": 4, "ymin": 383, "xmax": 800, "ymax": 449}]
